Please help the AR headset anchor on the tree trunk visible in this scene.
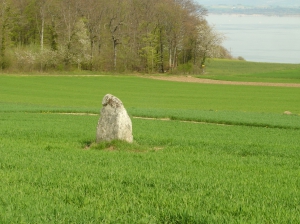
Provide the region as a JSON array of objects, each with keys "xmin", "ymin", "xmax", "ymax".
[
  {"xmin": 1, "ymin": 1, "xmax": 8, "ymax": 69},
  {"xmin": 1, "ymin": 23, "xmax": 5, "ymax": 69},
  {"xmin": 40, "ymin": 16, "xmax": 44, "ymax": 51},
  {"xmin": 113, "ymin": 38, "xmax": 117, "ymax": 70},
  {"xmin": 169, "ymin": 47, "xmax": 172, "ymax": 71},
  {"xmin": 173, "ymin": 46, "xmax": 177, "ymax": 69},
  {"xmin": 159, "ymin": 28, "xmax": 164, "ymax": 73}
]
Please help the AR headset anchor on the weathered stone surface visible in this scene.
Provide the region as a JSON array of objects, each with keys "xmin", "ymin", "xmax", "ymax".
[{"xmin": 96, "ymin": 94, "xmax": 133, "ymax": 143}]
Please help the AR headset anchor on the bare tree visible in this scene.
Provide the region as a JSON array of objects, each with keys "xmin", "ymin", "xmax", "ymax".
[
  {"xmin": 35, "ymin": 0, "xmax": 47, "ymax": 51},
  {"xmin": 68, "ymin": 18, "xmax": 90, "ymax": 69},
  {"xmin": 82, "ymin": 0, "xmax": 106, "ymax": 69},
  {"xmin": 105, "ymin": 0, "xmax": 129, "ymax": 71},
  {"xmin": 196, "ymin": 22, "xmax": 224, "ymax": 67},
  {"xmin": 0, "ymin": 0, "xmax": 11, "ymax": 69},
  {"xmin": 60, "ymin": 0, "xmax": 82, "ymax": 43}
]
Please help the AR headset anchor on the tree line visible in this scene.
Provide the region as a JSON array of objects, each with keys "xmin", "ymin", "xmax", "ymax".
[{"xmin": 0, "ymin": 0, "xmax": 231, "ymax": 73}]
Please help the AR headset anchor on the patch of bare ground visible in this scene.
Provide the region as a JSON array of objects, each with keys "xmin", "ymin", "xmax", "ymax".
[
  {"xmin": 83, "ymin": 146, "xmax": 90, "ymax": 150},
  {"xmin": 49, "ymin": 112, "xmax": 233, "ymax": 126},
  {"xmin": 133, "ymin": 116, "xmax": 170, "ymax": 121},
  {"xmin": 57, "ymin": 112, "xmax": 98, "ymax": 116},
  {"xmin": 145, "ymin": 75, "xmax": 300, "ymax": 87},
  {"xmin": 153, "ymin": 147, "xmax": 164, "ymax": 151},
  {"xmin": 102, "ymin": 145, "xmax": 164, "ymax": 153},
  {"xmin": 106, "ymin": 146, "xmax": 115, "ymax": 151},
  {"xmin": 82, "ymin": 141, "xmax": 163, "ymax": 153}
]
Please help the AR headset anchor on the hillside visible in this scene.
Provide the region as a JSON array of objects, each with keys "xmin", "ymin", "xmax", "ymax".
[
  {"xmin": 197, "ymin": 0, "xmax": 300, "ymax": 7},
  {"xmin": 196, "ymin": 0, "xmax": 300, "ymax": 15}
]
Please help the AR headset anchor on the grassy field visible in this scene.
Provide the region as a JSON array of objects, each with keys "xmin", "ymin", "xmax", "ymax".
[
  {"xmin": 1, "ymin": 75, "xmax": 300, "ymax": 114},
  {"xmin": 0, "ymin": 72, "xmax": 300, "ymax": 223},
  {"xmin": 200, "ymin": 59, "xmax": 300, "ymax": 83}
]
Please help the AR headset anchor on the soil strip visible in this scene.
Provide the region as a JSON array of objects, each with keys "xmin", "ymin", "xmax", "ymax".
[{"xmin": 145, "ymin": 76, "xmax": 300, "ymax": 87}]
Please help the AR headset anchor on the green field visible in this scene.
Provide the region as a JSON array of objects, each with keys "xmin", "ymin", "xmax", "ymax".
[
  {"xmin": 201, "ymin": 59, "xmax": 300, "ymax": 83},
  {"xmin": 0, "ymin": 73, "xmax": 300, "ymax": 223}
]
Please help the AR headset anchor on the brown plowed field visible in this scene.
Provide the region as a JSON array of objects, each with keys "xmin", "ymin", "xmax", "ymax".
[{"xmin": 146, "ymin": 76, "xmax": 300, "ymax": 88}]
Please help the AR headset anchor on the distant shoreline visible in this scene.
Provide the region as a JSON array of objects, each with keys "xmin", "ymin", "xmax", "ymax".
[
  {"xmin": 207, "ymin": 13, "xmax": 300, "ymax": 17},
  {"xmin": 205, "ymin": 5, "xmax": 300, "ymax": 16}
]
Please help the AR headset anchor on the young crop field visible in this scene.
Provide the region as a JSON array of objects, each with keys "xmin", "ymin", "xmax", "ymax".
[
  {"xmin": 0, "ymin": 74, "xmax": 299, "ymax": 223},
  {"xmin": 201, "ymin": 59, "xmax": 300, "ymax": 83}
]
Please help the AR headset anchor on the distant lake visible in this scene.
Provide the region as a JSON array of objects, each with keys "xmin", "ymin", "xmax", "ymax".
[{"xmin": 206, "ymin": 14, "xmax": 300, "ymax": 64}]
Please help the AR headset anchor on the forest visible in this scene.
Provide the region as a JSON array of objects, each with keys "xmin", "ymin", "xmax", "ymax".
[{"xmin": 0, "ymin": 0, "xmax": 231, "ymax": 73}]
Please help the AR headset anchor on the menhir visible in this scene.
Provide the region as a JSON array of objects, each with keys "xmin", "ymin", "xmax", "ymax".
[{"xmin": 96, "ymin": 94, "xmax": 133, "ymax": 143}]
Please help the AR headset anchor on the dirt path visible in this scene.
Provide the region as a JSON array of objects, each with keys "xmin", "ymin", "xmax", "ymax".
[
  {"xmin": 49, "ymin": 113, "xmax": 235, "ymax": 126},
  {"xmin": 8, "ymin": 73, "xmax": 300, "ymax": 87},
  {"xmin": 145, "ymin": 76, "xmax": 300, "ymax": 87}
]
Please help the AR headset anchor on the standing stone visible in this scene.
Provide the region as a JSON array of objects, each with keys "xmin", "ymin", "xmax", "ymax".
[{"xmin": 96, "ymin": 94, "xmax": 133, "ymax": 143}]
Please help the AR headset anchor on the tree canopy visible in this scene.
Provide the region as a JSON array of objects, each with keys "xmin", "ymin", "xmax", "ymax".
[{"xmin": 0, "ymin": 0, "xmax": 229, "ymax": 72}]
